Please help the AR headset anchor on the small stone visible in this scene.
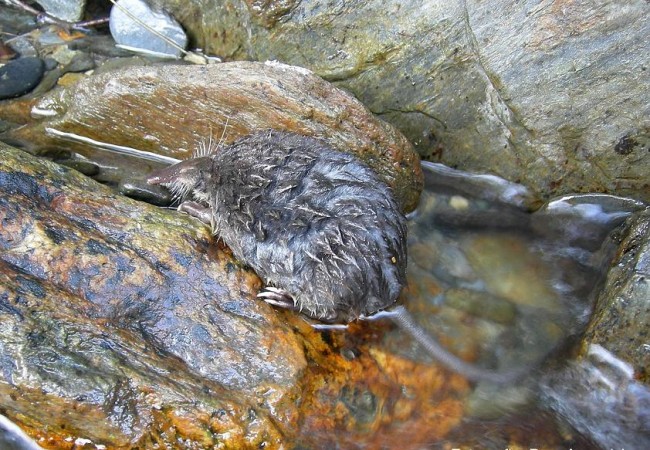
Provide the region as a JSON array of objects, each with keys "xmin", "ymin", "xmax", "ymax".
[
  {"xmin": 109, "ymin": 0, "xmax": 188, "ymax": 59},
  {"xmin": 35, "ymin": 0, "xmax": 86, "ymax": 22},
  {"xmin": 57, "ymin": 159, "xmax": 100, "ymax": 176},
  {"xmin": 444, "ymin": 288, "xmax": 517, "ymax": 325},
  {"xmin": 449, "ymin": 195, "xmax": 469, "ymax": 210},
  {"xmin": 57, "ymin": 72, "xmax": 86, "ymax": 87},
  {"xmin": 50, "ymin": 46, "xmax": 78, "ymax": 66},
  {"xmin": 63, "ymin": 52, "xmax": 95, "ymax": 73},
  {"xmin": 119, "ymin": 177, "xmax": 172, "ymax": 205},
  {"xmin": 43, "ymin": 57, "xmax": 58, "ymax": 71},
  {"xmin": 0, "ymin": 57, "xmax": 45, "ymax": 99},
  {"xmin": 462, "ymin": 234, "xmax": 563, "ymax": 311},
  {"xmin": 5, "ymin": 35, "xmax": 37, "ymax": 58}
]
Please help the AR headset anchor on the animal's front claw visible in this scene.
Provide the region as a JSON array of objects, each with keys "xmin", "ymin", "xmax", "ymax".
[
  {"xmin": 257, "ymin": 287, "xmax": 296, "ymax": 310},
  {"xmin": 178, "ymin": 201, "xmax": 213, "ymax": 225}
]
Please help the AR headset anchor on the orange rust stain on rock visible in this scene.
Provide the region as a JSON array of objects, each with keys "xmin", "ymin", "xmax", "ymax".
[{"xmin": 292, "ymin": 316, "xmax": 469, "ymax": 447}]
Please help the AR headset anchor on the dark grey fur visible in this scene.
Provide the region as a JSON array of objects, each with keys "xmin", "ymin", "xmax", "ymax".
[
  {"xmin": 148, "ymin": 130, "xmax": 407, "ymax": 323},
  {"xmin": 148, "ymin": 130, "xmax": 540, "ymax": 383}
]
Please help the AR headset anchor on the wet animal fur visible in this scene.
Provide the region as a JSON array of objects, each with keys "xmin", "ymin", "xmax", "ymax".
[{"xmin": 148, "ymin": 130, "xmax": 407, "ymax": 323}]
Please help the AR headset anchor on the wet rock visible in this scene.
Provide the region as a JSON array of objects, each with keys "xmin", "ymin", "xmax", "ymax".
[
  {"xmin": 153, "ymin": 0, "xmax": 650, "ymax": 202},
  {"xmin": 0, "ymin": 143, "xmax": 480, "ymax": 448},
  {"xmin": 0, "ymin": 57, "xmax": 45, "ymax": 99},
  {"xmin": 0, "ymin": 142, "xmax": 306, "ymax": 447},
  {"xmin": 420, "ymin": 161, "xmax": 541, "ymax": 212},
  {"xmin": 533, "ymin": 194, "xmax": 646, "ymax": 250},
  {"xmin": 68, "ymin": 33, "xmax": 137, "ymax": 59},
  {"xmin": 540, "ymin": 344, "xmax": 650, "ymax": 450},
  {"xmin": 0, "ymin": 3, "xmax": 37, "ymax": 38},
  {"xmin": 581, "ymin": 207, "xmax": 650, "ymax": 382},
  {"xmin": 62, "ymin": 51, "xmax": 95, "ymax": 73},
  {"xmin": 9, "ymin": 61, "xmax": 423, "ymax": 212},
  {"xmin": 35, "ymin": 0, "xmax": 86, "ymax": 22},
  {"xmin": 42, "ymin": 57, "xmax": 58, "ymax": 70},
  {"xmin": 110, "ymin": 0, "xmax": 188, "ymax": 59},
  {"xmin": 0, "ymin": 41, "xmax": 16, "ymax": 61},
  {"xmin": 0, "ymin": 415, "xmax": 43, "ymax": 450},
  {"xmin": 118, "ymin": 176, "xmax": 171, "ymax": 205},
  {"xmin": 55, "ymin": 156, "xmax": 100, "ymax": 176},
  {"xmin": 4, "ymin": 36, "xmax": 38, "ymax": 59}
]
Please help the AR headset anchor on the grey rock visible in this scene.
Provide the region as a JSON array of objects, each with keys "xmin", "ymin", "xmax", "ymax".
[
  {"xmin": 56, "ymin": 157, "xmax": 100, "ymax": 176},
  {"xmin": 0, "ymin": 415, "xmax": 43, "ymax": 450},
  {"xmin": 0, "ymin": 57, "xmax": 45, "ymax": 99},
  {"xmin": 420, "ymin": 161, "xmax": 541, "ymax": 212},
  {"xmin": 541, "ymin": 344, "xmax": 650, "ymax": 450},
  {"xmin": 4, "ymin": 36, "xmax": 37, "ymax": 59},
  {"xmin": 42, "ymin": 57, "xmax": 58, "ymax": 71},
  {"xmin": 153, "ymin": 0, "xmax": 650, "ymax": 202},
  {"xmin": 0, "ymin": 3, "xmax": 37, "ymax": 37},
  {"xmin": 10, "ymin": 61, "xmax": 423, "ymax": 212},
  {"xmin": 35, "ymin": 0, "xmax": 86, "ymax": 22},
  {"xmin": 582, "ymin": 207, "xmax": 650, "ymax": 382},
  {"xmin": 532, "ymin": 194, "xmax": 646, "ymax": 251},
  {"xmin": 62, "ymin": 51, "xmax": 95, "ymax": 73},
  {"xmin": 109, "ymin": 0, "xmax": 188, "ymax": 58}
]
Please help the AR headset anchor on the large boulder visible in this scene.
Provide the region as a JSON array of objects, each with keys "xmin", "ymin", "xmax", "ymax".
[
  {"xmin": 155, "ymin": 0, "xmax": 649, "ymax": 202},
  {"xmin": 8, "ymin": 61, "xmax": 423, "ymax": 212}
]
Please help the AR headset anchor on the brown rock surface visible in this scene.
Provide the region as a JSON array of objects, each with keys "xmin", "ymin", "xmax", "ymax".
[
  {"xmin": 0, "ymin": 143, "xmax": 467, "ymax": 448},
  {"xmin": 0, "ymin": 142, "xmax": 305, "ymax": 447},
  {"xmin": 7, "ymin": 61, "xmax": 423, "ymax": 212},
  {"xmin": 153, "ymin": 0, "xmax": 649, "ymax": 202}
]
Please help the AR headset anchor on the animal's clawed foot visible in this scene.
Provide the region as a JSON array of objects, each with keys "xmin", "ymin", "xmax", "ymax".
[
  {"xmin": 257, "ymin": 286, "xmax": 296, "ymax": 310},
  {"xmin": 178, "ymin": 201, "xmax": 213, "ymax": 225}
]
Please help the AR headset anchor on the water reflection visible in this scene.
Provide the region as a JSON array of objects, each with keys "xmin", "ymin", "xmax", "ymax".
[{"xmin": 322, "ymin": 161, "xmax": 644, "ymax": 447}]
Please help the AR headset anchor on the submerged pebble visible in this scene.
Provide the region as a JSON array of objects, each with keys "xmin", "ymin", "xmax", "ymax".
[
  {"xmin": 0, "ymin": 57, "xmax": 45, "ymax": 99},
  {"xmin": 56, "ymin": 158, "xmax": 100, "ymax": 176},
  {"xmin": 444, "ymin": 288, "xmax": 517, "ymax": 325}
]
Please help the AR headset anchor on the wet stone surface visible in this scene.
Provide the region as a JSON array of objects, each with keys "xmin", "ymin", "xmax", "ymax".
[
  {"xmin": 541, "ymin": 344, "xmax": 650, "ymax": 450},
  {"xmin": 109, "ymin": 0, "xmax": 188, "ymax": 59},
  {"xmin": 582, "ymin": 207, "xmax": 650, "ymax": 382},
  {"xmin": 0, "ymin": 57, "xmax": 45, "ymax": 99},
  {"xmin": 6, "ymin": 60, "xmax": 423, "ymax": 213},
  {"xmin": 0, "ymin": 142, "xmax": 306, "ymax": 447},
  {"xmin": 153, "ymin": 0, "xmax": 650, "ymax": 203},
  {"xmin": 0, "ymin": 141, "xmax": 647, "ymax": 448}
]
